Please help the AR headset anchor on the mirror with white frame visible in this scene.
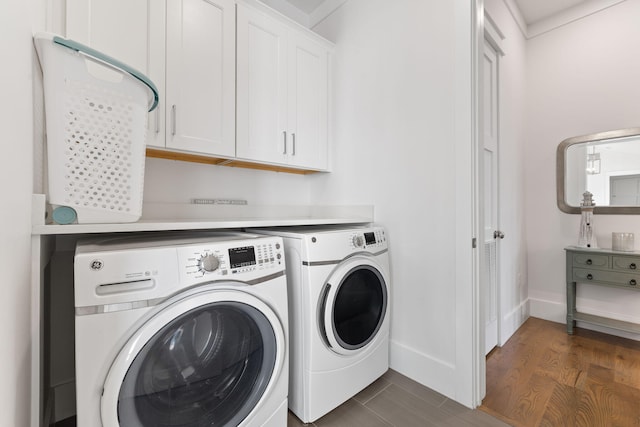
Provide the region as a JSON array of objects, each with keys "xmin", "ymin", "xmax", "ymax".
[{"xmin": 557, "ymin": 128, "xmax": 640, "ymax": 214}]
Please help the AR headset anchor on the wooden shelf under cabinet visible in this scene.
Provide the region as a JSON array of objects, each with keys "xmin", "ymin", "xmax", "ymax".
[{"xmin": 146, "ymin": 148, "xmax": 324, "ymax": 175}]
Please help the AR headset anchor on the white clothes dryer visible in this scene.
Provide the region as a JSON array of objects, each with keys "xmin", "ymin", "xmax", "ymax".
[
  {"xmin": 251, "ymin": 225, "xmax": 390, "ymax": 423},
  {"xmin": 73, "ymin": 232, "xmax": 288, "ymax": 427}
]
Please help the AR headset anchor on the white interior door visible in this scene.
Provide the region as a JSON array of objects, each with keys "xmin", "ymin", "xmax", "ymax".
[
  {"xmin": 610, "ymin": 174, "xmax": 640, "ymax": 205},
  {"xmin": 482, "ymin": 39, "xmax": 500, "ymax": 355}
]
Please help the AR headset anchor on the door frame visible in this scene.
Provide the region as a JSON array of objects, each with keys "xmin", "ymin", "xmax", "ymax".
[{"xmin": 453, "ymin": 0, "xmax": 483, "ymax": 408}]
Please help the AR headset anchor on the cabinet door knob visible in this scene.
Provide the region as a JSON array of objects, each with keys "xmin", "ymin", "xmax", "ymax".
[
  {"xmin": 586, "ymin": 259, "xmax": 593, "ymax": 265},
  {"xmin": 586, "ymin": 274, "xmax": 593, "ymax": 280},
  {"xmin": 630, "ymin": 263, "xmax": 636, "ymax": 270},
  {"xmin": 630, "ymin": 279, "xmax": 637, "ymax": 286},
  {"xmin": 171, "ymin": 105, "xmax": 177, "ymax": 136},
  {"xmin": 283, "ymin": 131, "xmax": 287, "ymax": 155},
  {"xmin": 292, "ymin": 133, "xmax": 296, "ymax": 156}
]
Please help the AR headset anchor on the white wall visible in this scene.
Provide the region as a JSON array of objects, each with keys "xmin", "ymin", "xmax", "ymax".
[
  {"xmin": 311, "ymin": 0, "xmax": 479, "ymax": 404},
  {"xmin": 526, "ymin": 0, "xmax": 640, "ymax": 339},
  {"xmin": 144, "ymin": 158, "xmax": 311, "ymax": 205},
  {"xmin": 4, "ymin": 0, "xmax": 564, "ymax": 422},
  {"xmin": 483, "ymin": 0, "xmax": 529, "ymax": 345},
  {"xmin": 0, "ymin": 0, "xmax": 38, "ymax": 425}
]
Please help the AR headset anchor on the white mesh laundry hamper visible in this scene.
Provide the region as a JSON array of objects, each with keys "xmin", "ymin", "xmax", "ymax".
[{"xmin": 34, "ymin": 32, "xmax": 158, "ymax": 224}]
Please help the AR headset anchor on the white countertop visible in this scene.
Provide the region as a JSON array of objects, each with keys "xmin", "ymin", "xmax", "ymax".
[{"xmin": 31, "ymin": 195, "xmax": 374, "ymax": 235}]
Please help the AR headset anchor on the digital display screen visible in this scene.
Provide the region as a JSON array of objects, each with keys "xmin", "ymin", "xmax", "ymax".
[
  {"xmin": 364, "ymin": 232, "xmax": 376, "ymax": 245},
  {"xmin": 229, "ymin": 246, "xmax": 256, "ymax": 269}
]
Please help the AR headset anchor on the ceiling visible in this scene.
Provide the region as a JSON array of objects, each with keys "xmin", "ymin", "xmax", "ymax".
[
  {"xmin": 281, "ymin": 0, "xmax": 590, "ymax": 26},
  {"xmin": 513, "ymin": 0, "xmax": 587, "ymax": 25}
]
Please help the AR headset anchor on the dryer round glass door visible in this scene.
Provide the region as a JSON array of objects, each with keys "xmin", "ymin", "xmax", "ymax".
[
  {"xmin": 319, "ymin": 257, "xmax": 389, "ymax": 355},
  {"xmin": 101, "ymin": 289, "xmax": 285, "ymax": 427}
]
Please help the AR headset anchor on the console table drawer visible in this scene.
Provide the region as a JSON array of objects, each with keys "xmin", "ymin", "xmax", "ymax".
[
  {"xmin": 573, "ymin": 267, "xmax": 640, "ymax": 289},
  {"xmin": 571, "ymin": 253, "xmax": 608, "ymax": 268},
  {"xmin": 612, "ymin": 256, "xmax": 640, "ymax": 272}
]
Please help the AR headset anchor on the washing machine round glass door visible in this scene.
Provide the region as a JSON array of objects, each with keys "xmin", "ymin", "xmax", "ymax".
[
  {"xmin": 319, "ymin": 257, "xmax": 389, "ymax": 355},
  {"xmin": 100, "ymin": 288, "xmax": 285, "ymax": 427}
]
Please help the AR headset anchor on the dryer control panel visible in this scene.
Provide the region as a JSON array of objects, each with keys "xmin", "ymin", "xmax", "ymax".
[
  {"xmin": 305, "ymin": 226, "xmax": 388, "ymax": 261},
  {"xmin": 251, "ymin": 225, "xmax": 388, "ymax": 264},
  {"xmin": 349, "ymin": 228, "xmax": 386, "ymax": 250},
  {"xmin": 179, "ymin": 236, "xmax": 284, "ymax": 283}
]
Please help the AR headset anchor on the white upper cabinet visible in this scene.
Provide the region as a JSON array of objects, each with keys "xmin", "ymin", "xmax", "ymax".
[
  {"xmin": 236, "ymin": 3, "xmax": 330, "ymax": 170},
  {"xmin": 64, "ymin": 0, "xmax": 331, "ymax": 172},
  {"xmin": 165, "ymin": 0, "xmax": 236, "ymax": 157},
  {"xmin": 65, "ymin": 0, "xmax": 166, "ymax": 148},
  {"xmin": 66, "ymin": 0, "xmax": 235, "ymax": 157},
  {"xmin": 236, "ymin": 4, "xmax": 289, "ymax": 165},
  {"xmin": 287, "ymin": 31, "xmax": 329, "ymax": 170}
]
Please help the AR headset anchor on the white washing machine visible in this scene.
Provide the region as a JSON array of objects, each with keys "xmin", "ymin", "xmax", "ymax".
[
  {"xmin": 251, "ymin": 225, "xmax": 390, "ymax": 423},
  {"xmin": 73, "ymin": 232, "xmax": 288, "ymax": 427}
]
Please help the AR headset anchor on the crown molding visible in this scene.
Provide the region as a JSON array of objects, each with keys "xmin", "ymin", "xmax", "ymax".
[
  {"xmin": 502, "ymin": 0, "xmax": 627, "ymax": 39},
  {"xmin": 309, "ymin": 0, "xmax": 349, "ymax": 29},
  {"xmin": 527, "ymin": 0, "xmax": 626, "ymax": 38},
  {"xmin": 502, "ymin": 0, "xmax": 529, "ymax": 38},
  {"xmin": 257, "ymin": 0, "xmax": 311, "ymax": 27}
]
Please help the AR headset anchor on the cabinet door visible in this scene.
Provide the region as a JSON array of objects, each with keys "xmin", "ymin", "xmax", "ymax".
[
  {"xmin": 288, "ymin": 32, "xmax": 329, "ymax": 170},
  {"xmin": 65, "ymin": 0, "xmax": 166, "ymax": 148},
  {"xmin": 166, "ymin": 0, "xmax": 235, "ymax": 156},
  {"xmin": 236, "ymin": 4, "xmax": 289, "ymax": 164}
]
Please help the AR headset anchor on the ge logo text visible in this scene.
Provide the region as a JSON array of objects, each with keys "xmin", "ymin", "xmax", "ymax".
[{"xmin": 90, "ymin": 260, "xmax": 104, "ymax": 271}]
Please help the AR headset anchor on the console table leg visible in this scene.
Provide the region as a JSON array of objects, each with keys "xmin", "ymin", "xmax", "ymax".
[{"xmin": 566, "ymin": 280, "xmax": 576, "ymax": 334}]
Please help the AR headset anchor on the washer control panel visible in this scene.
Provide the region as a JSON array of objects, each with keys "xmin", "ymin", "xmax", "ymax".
[
  {"xmin": 198, "ymin": 253, "xmax": 220, "ymax": 272},
  {"xmin": 178, "ymin": 237, "xmax": 284, "ymax": 282}
]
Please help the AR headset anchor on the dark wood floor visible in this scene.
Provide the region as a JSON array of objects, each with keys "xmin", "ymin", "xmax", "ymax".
[{"xmin": 480, "ymin": 317, "xmax": 640, "ymax": 427}]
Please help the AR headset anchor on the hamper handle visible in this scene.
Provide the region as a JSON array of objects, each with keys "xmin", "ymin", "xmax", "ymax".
[{"xmin": 52, "ymin": 35, "xmax": 159, "ymax": 112}]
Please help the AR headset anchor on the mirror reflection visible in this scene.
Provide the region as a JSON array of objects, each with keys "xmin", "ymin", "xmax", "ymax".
[{"xmin": 557, "ymin": 128, "xmax": 640, "ymax": 214}]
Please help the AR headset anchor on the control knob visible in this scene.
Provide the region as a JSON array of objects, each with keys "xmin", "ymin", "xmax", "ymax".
[
  {"xmin": 352, "ymin": 235, "xmax": 365, "ymax": 248},
  {"xmin": 198, "ymin": 253, "xmax": 220, "ymax": 273}
]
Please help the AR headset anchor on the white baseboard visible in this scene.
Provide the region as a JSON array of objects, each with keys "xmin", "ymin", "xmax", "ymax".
[
  {"xmin": 529, "ymin": 297, "xmax": 565, "ymax": 323},
  {"xmin": 500, "ymin": 298, "xmax": 530, "ymax": 345},
  {"xmin": 389, "ymin": 339, "xmax": 456, "ymax": 400}
]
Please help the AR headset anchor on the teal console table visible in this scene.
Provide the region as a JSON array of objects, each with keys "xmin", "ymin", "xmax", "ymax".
[{"xmin": 565, "ymin": 246, "xmax": 640, "ymax": 335}]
